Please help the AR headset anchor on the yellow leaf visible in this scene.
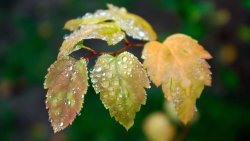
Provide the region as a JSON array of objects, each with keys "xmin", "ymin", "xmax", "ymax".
[
  {"xmin": 58, "ymin": 22, "xmax": 125, "ymax": 59},
  {"xmin": 44, "ymin": 56, "xmax": 88, "ymax": 132},
  {"xmin": 90, "ymin": 52, "xmax": 150, "ymax": 130},
  {"xmin": 64, "ymin": 4, "xmax": 157, "ymax": 41},
  {"xmin": 142, "ymin": 34, "xmax": 212, "ymax": 124},
  {"xmin": 142, "ymin": 41, "xmax": 170, "ymax": 86}
]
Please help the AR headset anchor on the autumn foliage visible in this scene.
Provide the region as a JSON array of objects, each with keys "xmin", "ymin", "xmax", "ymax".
[{"xmin": 44, "ymin": 4, "xmax": 212, "ymax": 133}]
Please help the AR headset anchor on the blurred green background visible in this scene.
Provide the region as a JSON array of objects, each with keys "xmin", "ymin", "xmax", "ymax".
[{"xmin": 1, "ymin": 0, "xmax": 250, "ymax": 141}]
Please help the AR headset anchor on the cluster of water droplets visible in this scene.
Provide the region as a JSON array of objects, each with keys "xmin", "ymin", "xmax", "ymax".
[
  {"xmin": 170, "ymin": 86, "xmax": 185, "ymax": 111},
  {"xmin": 122, "ymin": 52, "xmax": 151, "ymax": 88},
  {"xmin": 77, "ymin": 4, "xmax": 151, "ymax": 41},
  {"xmin": 60, "ymin": 4, "xmax": 155, "ymax": 59},
  {"xmin": 52, "ymin": 121, "xmax": 65, "ymax": 133},
  {"xmin": 61, "ymin": 23, "xmax": 125, "ymax": 59},
  {"xmin": 118, "ymin": 55, "xmax": 133, "ymax": 78},
  {"xmin": 187, "ymin": 58, "xmax": 212, "ymax": 87},
  {"xmin": 45, "ymin": 58, "xmax": 89, "ymax": 132},
  {"xmin": 89, "ymin": 52, "xmax": 152, "ymax": 128},
  {"xmin": 90, "ymin": 56, "xmax": 114, "ymax": 94}
]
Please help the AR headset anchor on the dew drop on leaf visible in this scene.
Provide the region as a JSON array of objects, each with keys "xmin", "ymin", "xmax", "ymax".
[
  {"xmin": 90, "ymin": 52, "xmax": 150, "ymax": 130},
  {"xmin": 96, "ymin": 66, "xmax": 102, "ymax": 72},
  {"xmin": 122, "ymin": 57, "xmax": 127, "ymax": 62},
  {"xmin": 142, "ymin": 34, "xmax": 212, "ymax": 124},
  {"xmin": 44, "ymin": 57, "xmax": 88, "ymax": 132}
]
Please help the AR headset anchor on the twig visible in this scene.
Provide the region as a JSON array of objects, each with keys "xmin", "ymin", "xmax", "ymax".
[{"xmin": 81, "ymin": 37, "xmax": 145, "ymax": 59}]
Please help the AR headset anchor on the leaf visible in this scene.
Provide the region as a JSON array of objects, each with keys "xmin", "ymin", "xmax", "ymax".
[
  {"xmin": 58, "ymin": 22, "xmax": 125, "ymax": 59},
  {"xmin": 90, "ymin": 52, "xmax": 150, "ymax": 130},
  {"xmin": 44, "ymin": 56, "xmax": 88, "ymax": 132},
  {"xmin": 64, "ymin": 4, "xmax": 157, "ymax": 41},
  {"xmin": 142, "ymin": 34, "xmax": 212, "ymax": 124}
]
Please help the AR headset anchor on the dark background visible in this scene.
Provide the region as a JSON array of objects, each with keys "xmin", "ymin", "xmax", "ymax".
[{"xmin": 1, "ymin": 0, "xmax": 250, "ymax": 141}]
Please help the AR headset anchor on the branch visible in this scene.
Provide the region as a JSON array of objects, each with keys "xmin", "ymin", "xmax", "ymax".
[{"xmin": 81, "ymin": 38, "xmax": 145, "ymax": 59}]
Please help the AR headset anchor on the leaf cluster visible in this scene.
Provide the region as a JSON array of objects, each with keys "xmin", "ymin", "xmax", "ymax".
[{"xmin": 44, "ymin": 4, "xmax": 212, "ymax": 133}]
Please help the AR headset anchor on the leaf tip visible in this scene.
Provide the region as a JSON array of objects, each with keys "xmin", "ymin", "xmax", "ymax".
[
  {"xmin": 123, "ymin": 123, "xmax": 133, "ymax": 131},
  {"xmin": 52, "ymin": 124, "xmax": 63, "ymax": 133}
]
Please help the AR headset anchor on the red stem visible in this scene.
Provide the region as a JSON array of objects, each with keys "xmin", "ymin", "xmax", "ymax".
[{"xmin": 81, "ymin": 38, "xmax": 145, "ymax": 59}]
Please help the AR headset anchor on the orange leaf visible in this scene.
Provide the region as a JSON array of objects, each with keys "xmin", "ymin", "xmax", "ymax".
[
  {"xmin": 44, "ymin": 56, "xmax": 88, "ymax": 132},
  {"xmin": 142, "ymin": 34, "xmax": 212, "ymax": 124}
]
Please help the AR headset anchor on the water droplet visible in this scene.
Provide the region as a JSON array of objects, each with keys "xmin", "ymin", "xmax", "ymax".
[
  {"xmin": 117, "ymin": 34, "xmax": 124, "ymax": 40},
  {"xmin": 138, "ymin": 31, "xmax": 145, "ymax": 37},
  {"xmin": 111, "ymin": 38, "xmax": 116, "ymax": 44},
  {"xmin": 176, "ymin": 87, "xmax": 180, "ymax": 94},
  {"xmin": 122, "ymin": 57, "xmax": 127, "ymax": 62},
  {"xmin": 128, "ymin": 61, "xmax": 132, "ymax": 64},
  {"xmin": 141, "ymin": 54, "xmax": 146, "ymax": 59},
  {"xmin": 119, "ymin": 94, "xmax": 123, "ymax": 98},
  {"xmin": 102, "ymin": 72, "xmax": 106, "ymax": 76},
  {"xmin": 68, "ymin": 66, "xmax": 73, "ymax": 71},
  {"xmin": 64, "ymin": 99, "xmax": 71, "ymax": 105},
  {"xmin": 91, "ymin": 78, "xmax": 97, "ymax": 83},
  {"xmin": 195, "ymin": 107, "xmax": 198, "ymax": 112},
  {"xmin": 125, "ymin": 71, "xmax": 130, "ymax": 76},
  {"xmin": 63, "ymin": 34, "xmax": 69, "ymax": 40},
  {"xmin": 59, "ymin": 122, "xmax": 64, "ymax": 127},
  {"xmin": 72, "ymin": 88, "xmax": 76, "ymax": 94},
  {"xmin": 117, "ymin": 61, "xmax": 122, "ymax": 65},
  {"xmin": 95, "ymin": 67, "xmax": 102, "ymax": 72},
  {"xmin": 48, "ymin": 118, "xmax": 52, "ymax": 123},
  {"xmin": 84, "ymin": 12, "xmax": 92, "ymax": 18},
  {"xmin": 50, "ymin": 64, "xmax": 55, "ymax": 69}
]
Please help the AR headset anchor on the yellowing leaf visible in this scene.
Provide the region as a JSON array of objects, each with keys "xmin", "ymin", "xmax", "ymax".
[
  {"xmin": 44, "ymin": 56, "xmax": 88, "ymax": 132},
  {"xmin": 58, "ymin": 22, "xmax": 125, "ymax": 59},
  {"xmin": 142, "ymin": 41, "xmax": 170, "ymax": 87},
  {"xmin": 142, "ymin": 34, "xmax": 212, "ymax": 124},
  {"xmin": 64, "ymin": 4, "xmax": 157, "ymax": 41},
  {"xmin": 90, "ymin": 52, "xmax": 150, "ymax": 130}
]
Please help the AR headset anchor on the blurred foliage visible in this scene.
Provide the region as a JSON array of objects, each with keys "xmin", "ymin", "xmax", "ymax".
[{"xmin": 1, "ymin": 0, "xmax": 250, "ymax": 141}]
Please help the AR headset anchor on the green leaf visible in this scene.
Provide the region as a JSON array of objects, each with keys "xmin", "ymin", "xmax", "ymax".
[
  {"xmin": 58, "ymin": 22, "xmax": 125, "ymax": 59},
  {"xmin": 44, "ymin": 56, "xmax": 88, "ymax": 132},
  {"xmin": 90, "ymin": 52, "xmax": 150, "ymax": 130},
  {"xmin": 64, "ymin": 4, "xmax": 157, "ymax": 41}
]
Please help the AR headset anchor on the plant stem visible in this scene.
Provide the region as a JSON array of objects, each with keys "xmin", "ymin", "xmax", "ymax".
[
  {"xmin": 81, "ymin": 37, "xmax": 145, "ymax": 59},
  {"xmin": 176, "ymin": 125, "xmax": 189, "ymax": 141}
]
